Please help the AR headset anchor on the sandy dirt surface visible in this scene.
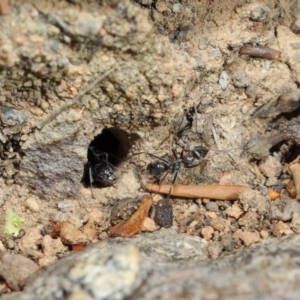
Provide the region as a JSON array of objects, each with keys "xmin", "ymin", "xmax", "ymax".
[{"xmin": 1, "ymin": 0, "xmax": 300, "ymax": 295}]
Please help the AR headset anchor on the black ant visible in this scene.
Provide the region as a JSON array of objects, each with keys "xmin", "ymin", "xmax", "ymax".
[
  {"xmin": 146, "ymin": 145, "xmax": 208, "ymax": 228},
  {"xmin": 147, "ymin": 145, "xmax": 208, "ymax": 190},
  {"xmin": 147, "ymin": 102, "xmax": 208, "ymax": 189},
  {"xmin": 83, "ymin": 146, "xmax": 117, "ymax": 196}
]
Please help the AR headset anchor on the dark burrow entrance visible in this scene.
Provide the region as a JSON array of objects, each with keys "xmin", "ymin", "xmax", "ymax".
[{"xmin": 82, "ymin": 127, "xmax": 139, "ymax": 188}]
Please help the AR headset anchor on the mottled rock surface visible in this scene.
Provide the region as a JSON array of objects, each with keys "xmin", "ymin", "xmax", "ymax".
[{"xmin": 3, "ymin": 230, "xmax": 300, "ymax": 300}]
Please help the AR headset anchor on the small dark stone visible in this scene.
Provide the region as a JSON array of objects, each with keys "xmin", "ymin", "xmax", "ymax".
[{"xmin": 154, "ymin": 198, "xmax": 173, "ymax": 228}]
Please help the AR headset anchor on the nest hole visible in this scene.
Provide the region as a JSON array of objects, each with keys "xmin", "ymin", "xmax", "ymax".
[{"xmin": 82, "ymin": 127, "xmax": 139, "ymax": 187}]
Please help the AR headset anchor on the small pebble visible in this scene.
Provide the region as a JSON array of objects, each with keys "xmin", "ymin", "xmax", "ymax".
[
  {"xmin": 209, "ymin": 48, "xmax": 222, "ymax": 60},
  {"xmin": 265, "ymin": 176, "xmax": 278, "ymax": 187},
  {"xmin": 172, "ymin": 3, "xmax": 182, "ymax": 13},
  {"xmin": 29, "ymin": 107, "xmax": 44, "ymax": 117},
  {"xmin": 25, "ymin": 197, "xmax": 40, "ymax": 212},
  {"xmin": 99, "ymin": 231, "xmax": 108, "ymax": 240},
  {"xmin": 142, "ymin": 217, "xmax": 157, "ymax": 232},
  {"xmin": 233, "ymin": 229, "xmax": 261, "ymax": 247},
  {"xmin": 250, "ymin": 5, "xmax": 270, "ymax": 21},
  {"xmin": 291, "ymin": 19, "xmax": 300, "ymax": 34},
  {"xmin": 259, "ymin": 155, "xmax": 283, "ymax": 178},
  {"xmin": 225, "ymin": 202, "xmax": 243, "ymax": 219},
  {"xmin": 241, "ymin": 105, "xmax": 249, "ymax": 114},
  {"xmin": 205, "ymin": 211, "xmax": 217, "ymax": 219},
  {"xmin": 219, "ymin": 70, "xmax": 228, "ymax": 90},
  {"xmin": 272, "ymin": 221, "xmax": 293, "ymax": 237},
  {"xmin": 201, "ymin": 226, "xmax": 214, "ymax": 240},
  {"xmin": 206, "ymin": 201, "xmax": 218, "ymax": 212},
  {"xmin": 221, "ymin": 234, "xmax": 235, "ymax": 251},
  {"xmin": 210, "ymin": 219, "xmax": 226, "ymax": 231},
  {"xmin": 154, "ymin": 199, "xmax": 173, "ymax": 228},
  {"xmin": 207, "ymin": 242, "xmax": 221, "ymax": 259},
  {"xmin": 7, "ymin": 240, "xmax": 15, "ymax": 249},
  {"xmin": 23, "ymin": 81, "xmax": 32, "ymax": 87},
  {"xmin": 260, "ymin": 230, "xmax": 269, "ymax": 239},
  {"xmin": 232, "ymin": 69, "xmax": 250, "ymax": 88},
  {"xmin": 40, "ymin": 100, "xmax": 49, "ymax": 110}
]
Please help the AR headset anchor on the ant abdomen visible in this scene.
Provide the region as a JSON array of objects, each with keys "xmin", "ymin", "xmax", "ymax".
[{"xmin": 147, "ymin": 161, "xmax": 169, "ymax": 176}]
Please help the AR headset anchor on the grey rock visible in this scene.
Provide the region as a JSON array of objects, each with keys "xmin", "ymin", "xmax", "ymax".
[
  {"xmin": 5, "ymin": 230, "xmax": 300, "ymax": 300},
  {"xmin": 270, "ymin": 196, "xmax": 300, "ymax": 221},
  {"xmin": 0, "ymin": 252, "xmax": 39, "ymax": 291},
  {"xmin": 18, "ymin": 111, "xmax": 89, "ymax": 198},
  {"xmin": 232, "ymin": 69, "xmax": 250, "ymax": 88},
  {"xmin": 281, "ymin": 123, "xmax": 300, "ymax": 144},
  {"xmin": 0, "ymin": 106, "xmax": 27, "ymax": 126},
  {"xmin": 206, "ymin": 201, "xmax": 219, "ymax": 212},
  {"xmin": 250, "ymin": 5, "xmax": 271, "ymax": 22}
]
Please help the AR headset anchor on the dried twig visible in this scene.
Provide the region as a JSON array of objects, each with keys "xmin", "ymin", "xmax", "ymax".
[
  {"xmin": 146, "ymin": 183, "xmax": 246, "ymax": 200},
  {"xmin": 239, "ymin": 44, "xmax": 281, "ymax": 60},
  {"xmin": 37, "ymin": 63, "xmax": 119, "ymax": 129},
  {"xmin": 146, "ymin": 183, "xmax": 280, "ymax": 201}
]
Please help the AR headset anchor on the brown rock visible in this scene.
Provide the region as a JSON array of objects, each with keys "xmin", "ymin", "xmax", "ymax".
[
  {"xmin": 260, "ymin": 230, "xmax": 269, "ymax": 239},
  {"xmin": 83, "ymin": 209, "xmax": 103, "ymax": 225},
  {"xmin": 142, "ymin": 217, "xmax": 157, "ymax": 232},
  {"xmin": 201, "ymin": 226, "xmax": 214, "ymax": 240},
  {"xmin": 205, "ymin": 211, "xmax": 217, "ymax": 219},
  {"xmin": 238, "ymin": 212, "xmax": 259, "ymax": 227},
  {"xmin": 59, "ymin": 222, "xmax": 88, "ymax": 245},
  {"xmin": 210, "ymin": 218, "xmax": 226, "ymax": 231},
  {"xmin": 272, "ymin": 221, "xmax": 293, "ymax": 237},
  {"xmin": 18, "ymin": 228, "xmax": 42, "ymax": 252},
  {"xmin": 233, "ymin": 229, "xmax": 261, "ymax": 247},
  {"xmin": 41, "ymin": 235, "xmax": 68, "ymax": 257},
  {"xmin": 225, "ymin": 201, "xmax": 243, "ymax": 219},
  {"xmin": 82, "ymin": 220, "xmax": 97, "ymax": 240}
]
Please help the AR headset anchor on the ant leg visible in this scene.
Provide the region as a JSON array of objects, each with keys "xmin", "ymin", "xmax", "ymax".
[
  {"xmin": 194, "ymin": 103, "xmax": 199, "ymax": 135},
  {"xmin": 172, "ymin": 148, "xmax": 179, "ymax": 160},
  {"xmin": 158, "ymin": 169, "xmax": 171, "ymax": 185},
  {"xmin": 89, "ymin": 164, "xmax": 96, "ymax": 199},
  {"xmin": 146, "ymin": 152, "xmax": 170, "ymax": 164},
  {"xmin": 166, "ymin": 170, "xmax": 179, "ymax": 200}
]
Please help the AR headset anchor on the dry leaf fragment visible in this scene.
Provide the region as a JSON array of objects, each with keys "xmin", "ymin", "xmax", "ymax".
[
  {"xmin": 146, "ymin": 183, "xmax": 246, "ymax": 200},
  {"xmin": 109, "ymin": 195, "xmax": 153, "ymax": 238}
]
